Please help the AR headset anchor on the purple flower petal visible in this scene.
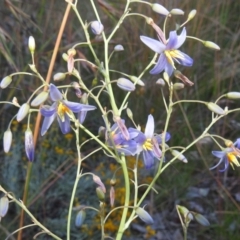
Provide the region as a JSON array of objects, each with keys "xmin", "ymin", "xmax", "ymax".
[
  {"xmin": 63, "ymin": 101, "xmax": 96, "ymax": 113},
  {"xmin": 150, "ymin": 54, "xmax": 167, "ymax": 75},
  {"xmin": 164, "ymin": 60, "xmax": 174, "ymax": 76},
  {"xmin": 219, "ymin": 160, "xmax": 229, "ymax": 172},
  {"xmin": 152, "ymin": 138, "xmax": 162, "ymax": 158},
  {"xmin": 57, "ymin": 114, "xmax": 70, "ymax": 134},
  {"xmin": 166, "ymin": 30, "xmax": 178, "ymax": 49},
  {"xmin": 41, "ymin": 113, "xmax": 56, "ymax": 136},
  {"xmin": 40, "ymin": 103, "xmax": 57, "ymax": 117},
  {"xmin": 49, "ymin": 84, "xmax": 62, "ymax": 101},
  {"xmin": 140, "ymin": 36, "xmax": 166, "ymax": 54},
  {"xmin": 212, "ymin": 150, "xmax": 225, "ymax": 158},
  {"xmin": 174, "ymin": 51, "xmax": 193, "ymax": 66},
  {"xmin": 78, "ymin": 111, "xmax": 87, "ymax": 124},
  {"xmin": 143, "ymin": 150, "xmax": 155, "ymax": 169},
  {"xmin": 145, "ymin": 115, "xmax": 154, "ymax": 138},
  {"xmin": 234, "ymin": 138, "xmax": 240, "ymax": 148},
  {"xmin": 175, "ymin": 27, "xmax": 187, "ymax": 49}
]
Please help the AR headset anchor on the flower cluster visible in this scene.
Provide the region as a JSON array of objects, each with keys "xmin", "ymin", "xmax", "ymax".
[{"xmin": 106, "ymin": 115, "xmax": 170, "ymax": 168}]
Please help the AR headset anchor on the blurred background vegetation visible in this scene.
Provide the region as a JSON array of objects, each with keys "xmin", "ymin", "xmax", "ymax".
[{"xmin": 0, "ymin": 0, "xmax": 240, "ymax": 239}]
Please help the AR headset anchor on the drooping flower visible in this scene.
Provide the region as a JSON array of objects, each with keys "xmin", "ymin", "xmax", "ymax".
[
  {"xmin": 140, "ymin": 27, "xmax": 193, "ymax": 76},
  {"xmin": 136, "ymin": 114, "xmax": 171, "ymax": 168},
  {"xmin": 40, "ymin": 84, "xmax": 96, "ymax": 135},
  {"xmin": 106, "ymin": 120, "xmax": 140, "ymax": 156},
  {"xmin": 211, "ymin": 148, "xmax": 240, "ymax": 172}
]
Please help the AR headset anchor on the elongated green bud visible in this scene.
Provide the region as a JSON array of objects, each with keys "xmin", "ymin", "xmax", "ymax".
[
  {"xmin": 0, "ymin": 76, "xmax": 12, "ymax": 89},
  {"xmin": 129, "ymin": 76, "xmax": 145, "ymax": 86},
  {"xmin": 96, "ymin": 187, "xmax": 105, "ymax": 201},
  {"xmin": 17, "ymin": 103, "xmax": 30, "ymax": 122},
  {"xmin": 203, "ymin": 41, "xmax": 220, "ymax": 50},
  {"xmin": 3, "ymin": 129, "xmax": 12, "ymax": 153},
  {"xmin": 170, "ymin": 8, "xmax": 184, "ymax": 15},
  {"xmin": 28, "ymin": 36, "xmax": 36, "ymax": 53},
  {"xmin": 188, "ymin": 9, "xmax": 197, "ymax": 20},
  {"xmin": 117, "ymin": 78, "xmax": 135, "ymax": 91},
  {"xmin": 31, "ymin": 91, "xmax": 49, "ymax": 107},
  {"xmin": 171, "ymin": 150, "xmax": 187, "ymax": 163},
  {"xmin": 225, "ymin": 92, "xmax": 240, "ymax": 99},
  {"xmin": 53, "ymin": 72, "xmax": 66, "ymax": 81},
  {"xmin": 207, "ymin": 102, "xmax": 225, "ymax": 115},
  {"xmin": 152, "ymin": 3, "xmax": 169, "ymax": 15},
  {"xmin": 173, "ymin": 83, "xmax": 184, "ymax": 90},
  {"xmin": 135, "ymin": 207, "xmax": 154, "ymax": 224}
]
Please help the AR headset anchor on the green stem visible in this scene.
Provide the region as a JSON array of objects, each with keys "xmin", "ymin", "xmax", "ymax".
[
  {"xmin": 66, "ymin": 126, "xmax": 82, "ymax": 240},
  {"xmin": 116, "ymin": 155, "xmax": 130, "ymax": 240}
]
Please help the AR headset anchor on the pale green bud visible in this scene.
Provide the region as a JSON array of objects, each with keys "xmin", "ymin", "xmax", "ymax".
[
  {"xmin": 224, "ymin": 139, "xmax": 233, "ymax": 147},
  {"xmin": 93, "ymin": 174, "xmax": 106, "ymax": 193},
  {"xmin": 176, "ymin": 205, "xmax": 193, "ymax": 225},
  {"xmin": 62, "ymin": 53, "xmax": 68, "ymax": 61},
  {"xmin": 152, "ymin": 3, "xmax": 169, "ymax": 16},
  {"xmin": 117, "ymin": 78, "xmax": 135, "ymax": 91},
  {"xmin": 53, "ymin": 72, "xmax": 66, "ymax": 81},
  {"xmin": 28, "ymin": 36, "xmax": 35, "ymax": 53},
  {"xmin": 31, "ymin": 91, "xmax": 49, "ymax": 107},
  {"xmin": 171, "ymin": 150, "xmax": 187, "ymax": 163},
  {"xmin": 28, "ymin": 64, "xmax": 38, "ymax": 73},
  {"xmin": 226, "ymin": 92, "xmax": 240, "ymax": 99},
  {"xmin": 173, "ymin": 83, "xmax": 184, "ymax": 90},
  {"xmin": 91, "ymin": 21, "xmax": 104, "ymax": 35},
  {"xmin": 170, "ymin": 8, "xmax": 184, "ymax": 15},
  {"xmin": 135, "ymin": 207, "xmax": 154, "ymax": 224},
  {"xmin": 193, "ymin": 212, "xmax": 210, "ymax": 226},
  {"xmin": 1, "ymin": 76, "xmax": 12, "ymax": 89},
  {"xmin": 67, "ymin": 48, "xmax": 76, "ymax": 56},
  {"xmin": 163, "ymin": 72, "xmax": 169, "ymax": 83},
  {"xmin": 75, "ymin": 210, "xmax": 86, "ymax": 228},
  {"xmin": 96, "ymin": 187, "xmax": 105, "ymax": 201},
  {"xmin": 98, "ymin": 126, "xmax": 106, "ymax": 138},
  {"xmin": 207, "ymin": 102, "xmax": 225, "ymax": 115},
  {"xmin": 203, "ymin": 41, "xmax": 220, "ymax": 50},
  {"xmin": 3, "ymin": 129, "xmax": 12, "ymax": 153},
  {"xmin": 114, "ymin": 44, "xmax": 124, "ymax": 51},
  {"xmin": 17, "ymin": 103, "xmax": 30, "ymax": 122},
  {"xmin": 156, "ymin": 78, "xmax": 165, "ymax": 87},
  {"xmin": 126, "ymin": 108, "xmax": 133, "ymax": 119},
  {"xmin": 188, "ymin": 9, "xmax": 197, "ymax": 20},
  {"xmin": 0, "ymin": 196, "xmax": 9, "ymax": 218},
  {"xmin": 129, "ymin": 76, "xmax": 145, "ymax": 86}
]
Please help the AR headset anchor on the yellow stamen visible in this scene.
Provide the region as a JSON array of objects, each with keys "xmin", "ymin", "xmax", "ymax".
[
  {"xmin": 57, "ymin": 102, "xmax": 70, "ymax": 121},
  {"xmin": 164, "ymin": 51, "xmax": 175, "ymax": 68},
  {"xmin": 143, "ymin": 138, "xmax": 153, "ymax": 151},
  {"xmin": 227, "ymin": 152, "xmax": 240, "ymax": 169}
]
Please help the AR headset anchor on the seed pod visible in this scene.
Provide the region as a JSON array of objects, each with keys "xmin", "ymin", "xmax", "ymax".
[{"xmin": 3, "ymin": 129, "xmax": 12, "ymax": 153}]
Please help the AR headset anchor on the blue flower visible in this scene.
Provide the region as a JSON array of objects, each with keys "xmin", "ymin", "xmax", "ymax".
[
  {"xmin": 40, "ymin": 84, "xmax": 96, "ymax": 135},
  {"xmin": 211, "ymin": 148, "xmax": 240, "ymax": 172},
  {"xmin": 136, "ymin": 114, "xmax": 170, "ymax": 168},
  {"xmin": 106, "ymin": 120, "xmax": 140, "ymax": 156},
  {"xmin": 140, "ymin": 27, "xmax": 193, "ymax": 76}
]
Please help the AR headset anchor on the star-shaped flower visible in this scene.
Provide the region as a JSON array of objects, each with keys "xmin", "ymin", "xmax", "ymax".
[{"xmin": 140, "ymin": 27, "xmax": 193, "ymax": 76}]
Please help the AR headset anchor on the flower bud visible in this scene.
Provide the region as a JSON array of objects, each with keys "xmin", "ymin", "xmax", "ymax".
[
  {"xmin": 12, "ymin": 97, "xmax": 20, "ymax": 107},
  {"xmin": 203, "ymin": 41, "xmax": 220, "ymax": 50},
  {"xmin": 1, "ymin": 76, "xmax": 12, "ymax": 89},
  {"xmin": 29, "ymin": 64, "xmax": 38, "ymax": 73},
  {"xmin": 28, "ymin": 36, "xmax": 36, "ymax": 53},
  {"xmin": 110, "ymin": 186, "xmax": 115, "ymax": 207},
  {"xmin": 67, "ymin": 48, "xmax": 76, "ymax": 56},
  {"xmin": 53, "ymin": 72, "xmax": 66, "ymax": 81},
  {"xmin": 31, "ymin": 91, "xmax": 49, "ymax": 107},
  {"xmin": 173, "ymin": 83, "xmax": 184, "ymax": 90},
  {"xmin": 135, "ymin": 207, "xmax": 154, "ymax": 224},
  {"xmin": 193, "ymin": 212, "xmax": 210, "ymax": 226},
  {"xmin": 25, "ymin": 128, "xmax": 34, "ymax": 162},
  {"xmin": 75, "ymin": 210, "xmax": 86, "ymax": 228},
  {"xmin": 207, "ymin": 102, "xmax": 225, "ymax": 115},
  {"xmin": 126, "ymin": 108, "xmax": 133, "ymax": 119},
  {"xmin": 91, "ymin": 21, "xmax": 104, "ymax": 35},
  {"xmin": 93, "ymin": 174, "xmax": 106, "ymax": 193},
  {"xmin": 163, "ymin": 72, "xmax": 169, "ymax": 83},
  {"xmin": 188, "ymin": 9, "xmax": 197, "ymax": 20},
  {"xmin": 176, "ymin": 205, "xmax": 193, "ymax": 225},
  {"xmin": 170, "ymin": 8, "xmax": 184, "ymax": 15},
  {"xmin": 117, "ymin": 78, "xmax": 135, "ymax": 91},
  {"xmin": 3, "ymin": 129, "xmax": 12, "ymax": 153},
  {"xmin": 17, "ymin": 103, "xmax": 30, "ymax": 122},
  {"xmin": 0, "ymin": 196, "xmax": 9, "ymax": 219},
  {"xmin": 225, "ymin": 92, "xmax": 240, "ymax": 99},
  {"xmin": 152, "ymin": 3, "xmax": 169, "ymax": 16},
  {"xmin": 96, "ymin": 187, "xmax": 105, "ymax": 201},
  {"xmin": 62, "ymin": 53, "xmax": 69, "ymax": 61},
  {"xmin": 224, "ymin": 139, "xmax": 233, "ymax": 147},
  {"xmin": 114, "ymin": 44, "xmax": 124, "ymax": 51},
  {"xmin": 129, "ymin": 76, "xmax": 145, "ymax": 86},
  {"xmin": 171, "ymin": 150, "xmax": 187, "ymax": 163},
  {"xmin": 98, "ymin": 126, "xmax": 106, "ymax": 138},
  {"xmin": 156, "ymin": 78, "xmax": 165, "ymax": 87}
]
